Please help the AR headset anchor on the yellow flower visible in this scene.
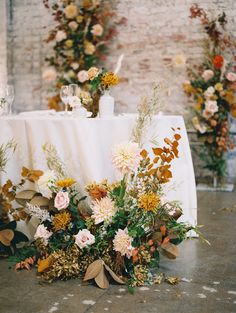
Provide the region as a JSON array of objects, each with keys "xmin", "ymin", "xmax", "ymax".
[
  {"xmin": 197, "ymin": 96, "xmax": 204, "ymax": 105},
  {"xmin": 65, "ymin": 4, "xmax": 78, "ymax": 19},
  {"xmin": 84, "ymin": 41, "xmax": 96, "ymax": 55},
  {"xmin": 52, "ymin": 212, "xmax": 71, "ymax": 232},
  {"xmin": 195, "ymin": 103, "xmax": 202, "ymax": 111},
  {"xmin": 101, "ymin": 72, "xmax": 119, "ymax": 89},
  {"xmin": 182, "ymin": 82, "xmax": 195, "ymax": 94},
  {"xmin": 56, "ymin": 178, "xmax": 76, "ymax": 188},
  {"xmin": 65, "ymin": 39, "xmax": 73, "ymax": 48},
  {"xmin": 76, "ymin": 15, "xmax": 83, "ymax": 23},
  {"xmin": 225, "ymin": 90, "xmax": 235, "ymax": 104},
  {"xmin": 87, "ymin": 67, "xmax": 99, "ymax": 80},
  {"xmin": 214, "ymin": 83, "xmax": 223, "ymax": 92},
  {"xmin": 139, "ymin": 192, "xmax": 160, "ymax": 212}
]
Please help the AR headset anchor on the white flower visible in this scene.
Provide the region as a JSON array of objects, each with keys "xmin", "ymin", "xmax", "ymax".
[
  {"xmin": 113, "ymin": 228, "xmax": 133, "ymax": 258},
  {"xmin": 112, "ymin": 141, "xmax": 141, "ymax": 174},
  {"xmin": 172, "ymin": 54, "xmax": 186, "ymax": 68},
  {"xmin": 202, "ymin": 69, "xmax": 214, "ymax": 82},
  {"xmin": 34, "ymin": 224, "xmax": 52, "ymax": 245},
  {"xmin": 42, "ymin": 68, "xmax": 57, "ymax": 82},
  {"xmin": 68, "ymin": 21, "xmax": 78, "ymax": 31},
  {"xmin": 69, "ymin": 95, "xmax": 81, "ymax": 108},
  {"xmin": 202, "ymin": 109, "xmax": 213, "ymax": 120},
  {"xmin": 205, "ymin": 100, "xmax": 218, "ymax": 114},
  {"xmin": 55, "ymin": 30, "xmax": 67, "ymax": 42},
  {"xmin": 226, "ymin": 72, "xmax": 236, "ymax": 82},
  {"xmin": 74, "ymin": 229, "xmax": 95, "ymax": 249},
  {"xmin": 91, "ymin": 24, "xmax": 103, "ymax": 36},
  {"xmin": 25, "ymin": 203, "xmax": 51, "ymax": 222},
  {"xmin": 91, "ymin": 197, "xmax": 117, "ymax": 225},
  {"xmin": 37, "ymin": 170, "xmax": 56, "ymax": 198},
  {"xmin": 192, "ymin": 117, "xmax": 207, "ymax": 134},
  {"xmin": 77, "ymin": 70, "xmax": 88, "ymax": 83},
  {"xmin": 70, "ymin": 62, "xmax": 80, "ymax": 70},
  {"xmin": 204, "ymin": 86, "xmax": 215, "ymax": 98}
]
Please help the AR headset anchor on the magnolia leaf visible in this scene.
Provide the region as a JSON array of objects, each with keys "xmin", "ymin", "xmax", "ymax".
[
  {"xmin": 30, "ymin": 196, "xmax": 50, "ymax": 208},
  {"xmin": 83, "ymin": 259, "xmax": 104, "ymax": 281},
  {"xmin": 94, "ymin": 265, "xmax": 109, "ymax": 289},
  {"xmin": 15, "ymin": 190, "xmax": 38, "ymax": 206},
  {"xmin": 104, "ymin": 264, "xmax": 125, "ymax": 285},
  {"xmin": 0, "ymin": 229, "xmax": 14, "ymax": 246},
  {"xmin": 165, "ymin": 276, "xmax": 180, "ymax": 285},
  {"xmin": 38, "ymin": 256, "xmax": 53, "ymax": 273},
  {"xmin": 161, "ymin": 242, "xmax": 179, "ymax": 259}
]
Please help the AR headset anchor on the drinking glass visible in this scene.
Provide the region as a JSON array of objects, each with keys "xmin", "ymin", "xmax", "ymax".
[
  {"xmin": 68, "ymin": 84, "xmax": 79, "ymax": 98},
  {"xmin": 5, "ymin": 85, "xmax": 14, "ymax": 115},
  {"xmin": 60, "ymin": 85, "xmax": 69, "ymax": 112}
]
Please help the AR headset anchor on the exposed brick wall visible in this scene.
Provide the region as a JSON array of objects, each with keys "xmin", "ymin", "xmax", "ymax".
[
  {"xmin": 0, "ymin": 0, "xmax": 7, "ymax": 85},
  {"xmin": 4, "ymin": 0, "xmax": 236, "ymax": 179}
]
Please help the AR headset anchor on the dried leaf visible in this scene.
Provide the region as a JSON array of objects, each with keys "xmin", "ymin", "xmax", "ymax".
[
  {"xmin": 161, "ymin": 242, "xmax": 179, "ymax": 259},
  {"xmin": 30, "ymin": 196, "xmax": 50, "ymax": 208},
  {"xmin": 165, "ymin": 276, "xmax": 180, "ymax": 285},
  {"xmin": 154, "ymin": 273, "xmax": 164, "ymax": 284},
  {"xmin": 0, "ymin": 229, "xmax": 14, "ymax": 246},
  {"xmin": 15, "ymin": 190, "xmax": 38, "ymax": 206},
  {"xmin": 152, "ymin": 148, "xmax": 163, "ymax": 156},
  {"xmin": 152, "ymin": 231, "xmax": 163, "ymax": 244},
  {"xmin": 83, "ymin": 259, "xmax": 104, "ymax": 281},
  {"xmin": 38, "ymin": 256, "xmax": 53, "ymax": 273},
  {"xmin": 140, "ymin": 149, "xmax": 148, "ymax": 158},
  {"xmin": 94, "ymin": 265, "xmax": 109, "ymax": 289},
  {"xmin": 160, "ymin": 225, "xmax": 166, "ymax": 236},
  {"xmin": 174, "ymin": 134, "xmax": 181, "ymax": 140},
  {"xmin": 164, "ymin": 138, "xmax": 172, "ymax": 145},
  {"xmin": 104, "ymin": 264, "xmax": 125, "ymax": 285},
  {"xmin": 21, "ymin": 167, "xmax": 43, "ymax": 182}
]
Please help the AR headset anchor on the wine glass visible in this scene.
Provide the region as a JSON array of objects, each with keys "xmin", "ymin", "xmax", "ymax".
[
  {"xmin": 5, "ymin": 85, "xmax": 14, "ymax": 115},
  {"xmin": 68, "ymin": 84, "xmax": 79, "ymax": 98},
  {"xmin": 60, "ymin": 85, "xmax": 69, "ymax": 112}
]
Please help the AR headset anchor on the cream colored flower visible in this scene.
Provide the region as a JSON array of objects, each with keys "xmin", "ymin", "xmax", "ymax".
[
  {"xmin": 172, "ymin": 54, "xmax": 186, "ymax": 68},
  {"xmin": 70, "ymin": 62, "xmax": 79, "ymax": 70},
  {"xmin": 192, "ymin": 117, "xmax": 207, "ymax": 134},
  {"xmin": 204, "ymin": 86, "xmax": 215, "ymax": 98},
  {"xmin": 87, "ymin": 67, "xmax": 99, "ymax": 80},
  {"xmin": 65, "ymin": 39, "xmax": 73, "ymax": 48},
  {"xmin": 91, "ymin": 24, "xmax": 103, "ymax": 36},
  {"xmin": 74, "ymin": 229, "xmax": 95, "ymax": 249},
  {"xmin": 202, "ymin": 69, "xmax": 214, "ymax": 82},
  {"xmin": 55, "ymin": 30, "xmax": 67, "ymax": 42},
  {"xmin": 226, "ymin": 72, "xmax": 236, "ymax": 82},
  {"xmin": 68, "ymin": 21, "xmax": 78, "ymax": 31},
  {"xmin": 112, "ymin": 141, "xmax": 141, "ymax": 174},
  {"xmin": 113, "ymin": 228, "xmax": 133, "ymax": 258},
  {"xmin": 65, "ymin": 4, "xmax": 78, "ymax": 19},
  {"xmin": 80, "ymin": 90, "xmax": 92, "ymax": 105},
  {"xmin": 91, "ymin": 197, "xmax": 117, "ymax": 224},
  {"xmin": 84, "ymin": 41, "xmax": 96, "ymax": 55},
  {"xmin": 42, "ymin": 67, "xmax": 57, "ymax": 82},
  {"xmin": 77, "ymin": 70, "xmax": 88, "ymax": 83},
  {"xmin": 205, "ymin": 100, "xmax": 218, "ymax": 114},
  {"xmin": 214, "ymin": 83, "xmax": 223, "ymax": 92},
  {"xmin": 34, "ymin": 224, "xmax": 52, "ymax": 245}
]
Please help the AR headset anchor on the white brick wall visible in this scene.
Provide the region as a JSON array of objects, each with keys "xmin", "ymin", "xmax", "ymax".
[{"xmin": 0, "ymin": 0, "xmax": 7, "ymax": 85}]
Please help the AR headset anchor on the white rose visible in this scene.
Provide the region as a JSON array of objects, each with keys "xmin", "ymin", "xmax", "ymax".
[
  {"xmin": 204, "ymin": 86, "xmax": 215, "ymax": 98},
  {"xmin": 68, "ymin": 21, "xmax": 78, "ymax": 31},
  {"xmin": 91, "ymin": 24, "xmax": 103, "ymax": 36},
  {"xmin": 74, "ymin": 229, "xmax": 95, "ymax": 249},
  {"xmin": 34, "ymin": 224, "xmax": 52, "ymax": 245},
  {"xmin": 70, "ymin": 62, "xmax": 80, "ymax": 70},
  {"xmin": 55, "ymin": 30, "xmax": 67, "ymax": 42},
  {"xmin": 202, "ymin": 69, "xmax": 214, "ymax": 82},
  {"xmin": 37, "ymin": 170, "xmax": 56, "ymax": 198},
  {"xmin": 205, "ymin": 100, "xmax": 218, "ymax": 114},
  {"xmin": 77, "ymin": 70, "xmax": 88, "ymax": 83}
]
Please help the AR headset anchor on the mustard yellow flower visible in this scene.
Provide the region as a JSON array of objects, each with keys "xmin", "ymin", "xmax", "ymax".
[
  {"xmin": 139, "ymin": 192, "xmax": 160, "ymax": 212},
  {"xmin": 214, "ymin": 83, "xmax": 223, "ymax": 92},
  {"xmin": 225, "ymin": 90, "xmax": 235, "ymax": 104},
  {"xmin": 52, "ymin": 212, "xmax": 71, "ymax": 231},
  {"xmin": 101, "ymin": 72, "xmax": 119, "ymax": 89},
  {"xmin": 65, "ymin": 4, "xmax": 78, "ymax": 19},
  {"xmin": 56, "ymin": 178, "xmax": 76, "ymax": 188},
  {"xmin": 65, "ymin": 40, "xmax": 73, "ymax": 48}
]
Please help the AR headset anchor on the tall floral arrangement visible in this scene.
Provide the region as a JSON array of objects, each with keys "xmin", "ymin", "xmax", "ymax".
[
  {"xmin": 43, "ymin": 0, "xmax": 124, "ymax": 113},
  {"xmin": 183, "ymin": 5, "xmax": 236, "ymax": 179}
]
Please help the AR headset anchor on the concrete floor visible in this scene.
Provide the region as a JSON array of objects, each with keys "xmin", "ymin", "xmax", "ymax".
[{"xmin": 1, "ymin": 191, "xmax": 236, "ymax": 313}]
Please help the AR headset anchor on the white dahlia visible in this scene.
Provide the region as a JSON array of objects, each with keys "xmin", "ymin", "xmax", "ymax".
[
  {"xmin": 113, "ymin": 228, "xmax": 133, "ymax": 258},
  {"xmin": 91, "ymin": 197, "xmax": 117, "ymax": 225}
]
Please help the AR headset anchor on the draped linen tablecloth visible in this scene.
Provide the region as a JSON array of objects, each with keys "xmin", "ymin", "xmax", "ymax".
[{"xmin": 0, "ymin": 114, "xmax": 197, "ymax": 236}]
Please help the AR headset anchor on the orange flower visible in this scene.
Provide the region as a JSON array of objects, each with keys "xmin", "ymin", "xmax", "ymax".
[
  {"xmin": 52, "ymin": 212, "xmax": 71, "ymax": 231},
  {"xmin": 139, "ymin": 192, "xmax": 160, "ymax": 212},
  {"xmin": 213, "ymin": 55, "xmax": 224, "ymax": 69}
]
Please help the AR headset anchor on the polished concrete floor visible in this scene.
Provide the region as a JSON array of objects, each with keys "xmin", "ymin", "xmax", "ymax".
[{"xmin": 1, "ymin": 191, "xmax": 236, "ymax": 313}]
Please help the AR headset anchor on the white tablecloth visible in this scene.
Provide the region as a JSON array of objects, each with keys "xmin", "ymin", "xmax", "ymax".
[{"xmin": 0, "ymin": 114, "xmax": 197, "ymax": 235}]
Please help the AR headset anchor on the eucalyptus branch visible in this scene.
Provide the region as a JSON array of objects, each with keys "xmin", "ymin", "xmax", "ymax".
[{"xmin": 0, "ymin": 139, "xmax": 17, "ymax": 172}]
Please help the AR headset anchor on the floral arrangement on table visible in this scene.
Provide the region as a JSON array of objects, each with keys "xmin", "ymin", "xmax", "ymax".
[
  {"xmin": 183, "ymin": 4, "xmax": 236, "ymax": 180},
  {"xmin": 42, "ymin": 0, "xmax": 124, "ymax": 115}
]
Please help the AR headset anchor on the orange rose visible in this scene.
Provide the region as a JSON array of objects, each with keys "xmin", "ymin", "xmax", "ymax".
[{"xmin": 213, "ymin": 55, "xmax": 224, "ymax": 69}]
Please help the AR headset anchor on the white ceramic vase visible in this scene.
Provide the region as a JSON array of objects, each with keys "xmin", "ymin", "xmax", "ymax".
[{"xmin": 99, "ymin": 90, "xmax": 114, "ymax": 118}]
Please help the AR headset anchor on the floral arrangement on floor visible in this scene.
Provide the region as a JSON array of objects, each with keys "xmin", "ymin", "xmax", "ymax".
[
  {"xmin": 1, "ymin": 135, "xmax": 202, "ymax": 291},
  {"xmin": 43, "ymin": 0, "xmax": 124, "ymax": 114},
  {"xmin": 183, "ymin": 4, "xmax": 236, "ymax": 179}
]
